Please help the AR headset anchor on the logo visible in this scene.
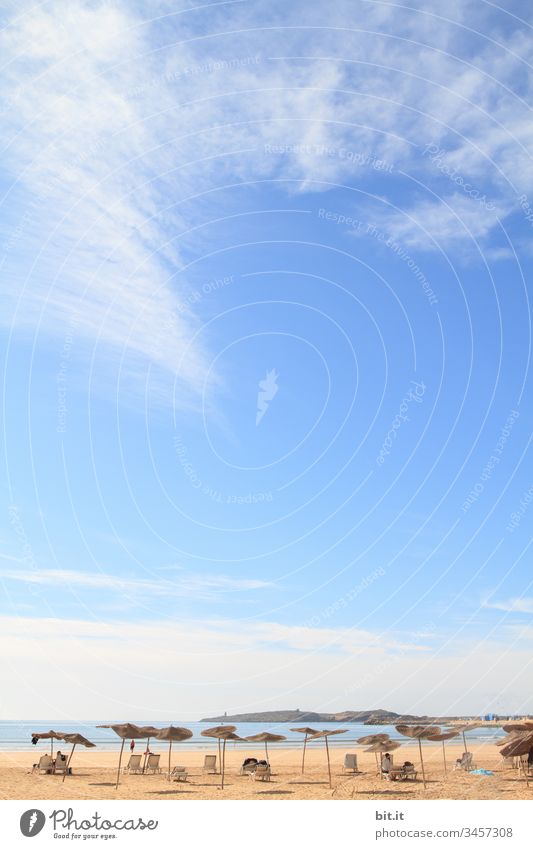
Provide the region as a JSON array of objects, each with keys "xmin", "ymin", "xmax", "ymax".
[
  {"xmin": 256, "ymin": 369, "xmax": 279, "ymax": 425},
  {"xmin": 20, "ymin": 809, "xmax": 46, "ymax": 837}
]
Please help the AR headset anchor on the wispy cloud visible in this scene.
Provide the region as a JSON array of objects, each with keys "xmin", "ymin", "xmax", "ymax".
[
  {"xmin": 482, "ymin": 596, "xmax": 533, "ymax": 614},
  {"xmin": 0, "ymin": 566, "xmax": 271, "ymax": 599}
]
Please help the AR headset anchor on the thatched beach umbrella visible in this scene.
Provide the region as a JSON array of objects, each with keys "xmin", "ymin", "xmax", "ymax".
[
  {"xmin": 396, "ymin": 725, "xmax": 441, "ymax": 789},
  {"xmin": 307, "ymin": 729, "xmax": 348, "ymax": 788},
  {"xmin": 31, "ymin": 730, "xmax": 65, "ymax": 757},
  {"xmin": 500, "ymin": 732, "xmax": 533, "ymax": 787},
  {"xmin": 357, "ymin": 734, "xmax": 392, "ymax": 771},
  {"xmin": 364, "ymin": 739, "xmax": 402, "ymax": 773},
  {"xmin": 206, "ymin": 729, "xmax": 245, "ymax": 789},
  {"xmin": 155, "ymin": 726, "xmax": 193, "ymax": 779},
  {"xmin": 426, "ymin": 730, "xmax": 459, "ymax": 775},
  {"xmin": 290, "ymin": 727, "xmax": 319, "ymax": 774},
  {"xmin": 97, "ymin": 723, "xmax": 151, "ymax": 789},
  {"xmin": 201, "ymin": 725, "xmax": 237, "ymax": 773},
  {"xmin": 245, "ymin": 731, "xmax": 286, "ymax": 762},
  {"xmin": 136, "ymin": 725, "xmax": 162, "ymax": 773},
  {"xmin": 454, "ymin": 722, "xmax": 479, "ymax": 752},
  {"xmin": 60, "ymin": 733, "xmax": 95, "ymax": 783}
]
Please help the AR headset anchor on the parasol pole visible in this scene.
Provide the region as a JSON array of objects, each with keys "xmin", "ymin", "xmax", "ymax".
[
  {"xmin": 442, "ymin": 741, "xmax": 447, "ymax": 776},
  {"xmin": 325, "ymin": 735, "xmax": 332, "ymax": 788},
  {"xmin": 221, "ymin": 739, "xmax": 227, "ymax": 789},
  {"xmin": 62, "ymin": 743, "xmax": 76, "ymax": 784},
  {"xmin": 168, "ymin": 740, "xmax": 172, "ymax": 780},
  {"xmin": 302, "ymin": 733, "xmax": 307, "ymax": 774},
  {"xmin": 218, "ymin": 738, "xmax": 221, "ymax": 773},
  {"xmin": 115, "ymin": 739, "xmax": 125, "ymax": 789},
  {"xmin": 265, "ymin": 741, "xmax": 269, "ymax": 761},
  {"xmin": 142, "ymin": 738, "xmax": 151, "ymax": 774},
  {"xmin": 418, "ymin": 738, "xmax": 427, "ymax": 789},
  {"xmin": 462, "ymin": 730, "xmax": 467, "ymax": 752}
]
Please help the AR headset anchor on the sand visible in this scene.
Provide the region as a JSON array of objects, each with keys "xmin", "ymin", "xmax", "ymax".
[{"xmin": 0, "ymin": 743, "xmax": 530, "ymax": 800}]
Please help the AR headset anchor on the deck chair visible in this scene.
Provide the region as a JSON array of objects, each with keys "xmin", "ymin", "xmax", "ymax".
[
  {"xmin": 519, "ymin": 755, "xmax": 533, "ymax": 776},
  {"xmin": 203, "ymin": 754, "xmax": 217, "ymax": 774},
  {"xmin": 123, "ymin": 754, "xmax": 142, "ymax": 773},
  {"xmin": 251, "ymin": 763, "xmax": 271, "ymax": 781},
  {"xmin": 34, "ymin": 754, "xmax": 54, "ymax": 774},
  {"xmin": 145, "ymin": 754, "xmax": 162, "ymax": 774},
  {"xmin": 454, "ymin": 752, "xmax": 475, "ymax": 771},
  {"xmin": 239, "ymin": 758, "xmax": 258, "ymax": 775},
  {"xmin": 343, "ymin": 753, "xmax": 359, "ymax": 773},
  {"xmin": 53, "ymin": 756, "xmax": 69, "ymax": 774},
  {"xmin": 170, "ymin": 765, "xmax": 188, "ymax": 782}
]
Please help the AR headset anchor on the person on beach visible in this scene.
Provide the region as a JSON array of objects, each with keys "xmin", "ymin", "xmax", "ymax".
[
  {"xmin": 381, "ymin": 753, "xmax": 392, "ymax": 776},
  {"xmin": 130, "ymin": 740, "xmax": 135, "ymax": 752}
]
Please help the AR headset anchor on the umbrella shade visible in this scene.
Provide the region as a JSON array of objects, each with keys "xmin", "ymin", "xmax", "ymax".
[
  {"xmin": 426, "ymin": 731, "xmax": 459, "ymax": 776},
  {"xmin": 454, "ymin": 723, "xmax": 480, "ymax": 752},
  {"xmin": 98, "ymin": 723, "xmax": 154, "ymax": 788},
  {"xmin": 59, "ymin": 734, "xmax": 95, "ymax": 783},
  {"xmin": 356, "ymin": 733, "xmax": 390, "ymax": 745},
  {"xmin": 364, "ymin": 741, "xmax": 402, "ymax": 753},
  {"xmin": 201, "ymin": 726, "xmax": 237, "ymax": 775},
  {"xmin": 502, "ymin": 723, "xmax": 533, "ymax": 734},
  {"xmin": 206, "ymin": 730, "xmax": 246, "ymax": 789},
  {"xmin": 290, "ymin": 727, "xmax": 319, "ymax": 774},
  {"xmin": 244, "ymin": 732, "xmax": 286, "ymax": 760},
  {"xmin": 395, "ymin": 725, "xmax": 440, "ymax": 789},
  {"xmin": 31, "ymin": 730, "xmax": 65, "ymax": 756},
  {"xmin": 307, "ymin": 730, "xmax": 348, "ymax": 788},
  {"xmin": 155, "ymin": 726, "xmax": 193, "ymax": 779},
  {"xmin": 500, "ymin": 733, "xmax": 533, "ymax": 759}
]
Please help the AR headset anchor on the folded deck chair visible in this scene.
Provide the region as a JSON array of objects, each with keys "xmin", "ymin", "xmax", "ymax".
[
  {"xmin": 343, "ymin": 753, "xmax": 359, "ymax": 773},
  {"xmin": 145, "ymin": 754, "xmax": 162, "ymax": 774},
  {"xmin": 123, "ymin": 754, "xmax": 142, "ymax": 773},
  {"xmin": 203, "ymin": 754, "xmax": 217, "ymax": 774},
  {"xmin": 251, "ymin": 763, "xmax": 271, "ymax": 781},
  {"xmin": 170, "ymin": 765, "xmax": 188, "ymax": 782},
  {"xmin": 34, "ymin": 754, "xmax": 54, "ymax": 774}
]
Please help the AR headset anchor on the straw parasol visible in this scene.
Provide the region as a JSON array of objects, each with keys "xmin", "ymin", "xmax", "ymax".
[
  {"xmin": 364, "ymin": 739, "xmax": 401, "ymax": 773},
  {"xmin": 31, "ymin": 730, "xmax": 65, "ymax": 757},
  {"xmin": 454, "ymin": 722, "xmax": 479, "ymax": 752},
  {"xmin": 60, "ymin": 733, "xmax": 95, "ymax": 783},
  {"xmin": 244, "ymin": 732, "xmax": 286, "ymax": 762},
  {"xmin": 290, "ymin": 727, "xmax": 319, "ymax": 774},
  {"xmin": 357, "ymin": 734, "xmax": 392, "ymax": 771},
  {"xmin": 201, "ymin": 725, "xmax": 237, "ymax": 773},
  {"xmin": 307, "ymin": 729, "xmax": 348, "ymax": 788},
  {"xmin": 395, "ymin": 725, "xmax": 441, "ymax": 789},
  {"xmin": 425, "ymin": 730, "xmax": 459, "ymax": 776},
  {"xmin": 154, "ymin": 726, "xmax": 193, "ymax": 779},
  {"xmin": 136, "ymin": 725, "xmax": 162, "ymax": 774},
  {"xmin": 97, "ymin": 723, "xmax": 152, "ymax": 789},
  {"xmin": 500, "ymin": 732, "xmax": 533, "ymax": 787},
  {"xmin": 204, "ymin": 729, "xmax": 246, "ymax": 789}
]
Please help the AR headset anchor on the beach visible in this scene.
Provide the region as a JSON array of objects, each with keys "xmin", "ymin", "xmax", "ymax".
[{"xmin": 1, "ymin": 743, "xmax": 530, "ymax": 801}]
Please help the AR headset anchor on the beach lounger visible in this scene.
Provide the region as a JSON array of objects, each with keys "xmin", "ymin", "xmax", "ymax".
[
  {"xmin": 53, "ymin": 756, "xmax": 69, "ymax": 775},
  {"xmin": 203, "ymin": 754, "xmax": 217, "ymax": 774},
  {"xmin": 251, "ymin": 763, "xmax": 271, "ymax": 781},
  {"xmin": 240, "ymin": 758, "xmax": 258, "ymax": 775},
  {"xmin": 343, "ymin": 753, "xmax": 359, "ymax": 773},
  {"xmin": 123, "ymin": 754, "xmax": 142, "ymax": 774},
  {"xmin": 145, "ymin": 754, "xmax": 162, "ymax": 774},
  {"xmin": 170, "ymin": 765, "xmax": 188, "ymax": 782},
  {"xmin": 33, "ymin": 754, "xmax": 54, "ymax": 774},
  {"xmin": 453, "ymin": 752, "xmax": 475, "ymax": 771},
  {"xmin": 387, "ymin": 763, "xmax": 418, "ymax": 781}
]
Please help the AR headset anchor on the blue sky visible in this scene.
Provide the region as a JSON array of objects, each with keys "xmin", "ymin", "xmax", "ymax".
[{"xmin": 1, "ymin": 0, "xmax": 533, "ymax": 719}]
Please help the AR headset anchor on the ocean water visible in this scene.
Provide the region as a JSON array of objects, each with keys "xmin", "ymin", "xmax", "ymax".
[{"xmin": 0, "ymin": 720, "xmax": 504, "ymax": 752}]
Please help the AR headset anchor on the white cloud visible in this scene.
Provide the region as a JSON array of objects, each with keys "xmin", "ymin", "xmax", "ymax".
[{"xmin": 482, "ymin": 596, "xmax": 533, "ymax": 614}]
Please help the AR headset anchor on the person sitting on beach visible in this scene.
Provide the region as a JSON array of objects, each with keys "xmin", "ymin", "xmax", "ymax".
[{"xmin": 381, "ymin": 753, "xmax": 392, "ymax": 775}]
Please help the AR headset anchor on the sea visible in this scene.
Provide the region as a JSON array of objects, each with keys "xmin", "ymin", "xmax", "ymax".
[{"xmin": 0, "ymin": 720, "xmax": 505, "ymax": 752}]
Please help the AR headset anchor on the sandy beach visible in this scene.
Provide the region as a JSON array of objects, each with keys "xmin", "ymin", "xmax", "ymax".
[{"xmin": 1, "ymin": 743, "xmax": 530, "ymax": 801}]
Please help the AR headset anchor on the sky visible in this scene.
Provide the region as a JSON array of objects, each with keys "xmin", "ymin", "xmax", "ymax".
[{"xmin": 1, "ymin": 0, "xmax": 533, "ymax": 720}]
